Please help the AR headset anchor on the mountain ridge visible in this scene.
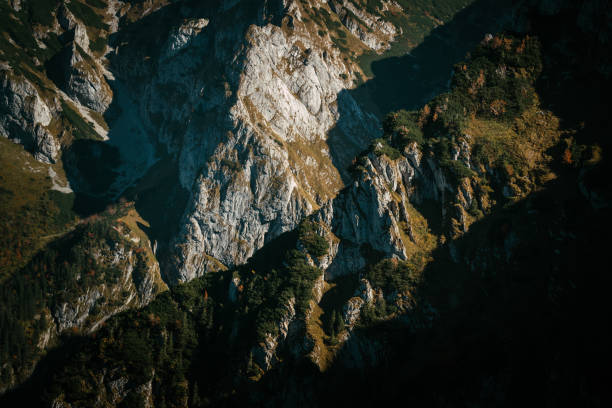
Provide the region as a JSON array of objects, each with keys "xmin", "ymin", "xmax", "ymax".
[{"xmin": 1, "ymin": 0, "xmax": 611, "ymax": 406}]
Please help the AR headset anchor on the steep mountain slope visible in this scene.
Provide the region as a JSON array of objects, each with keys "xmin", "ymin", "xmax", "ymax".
[
  {"xmin": 0, "ymin": 0, "xmax": 504, "ymax": 281},
  {"xmin": 1, "ymin": 0, "xmax": 499, "ymax": 394},
  {"xmin": 1, "ymin": 0, "xmax": 611, "ymax": 406}
]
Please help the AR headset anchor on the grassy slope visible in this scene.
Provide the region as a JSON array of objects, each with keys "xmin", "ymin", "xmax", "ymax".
[
  {"xmin": 0, "ymin": 138, "xmax": 76, "ymax": 281},
  {"xmin": 0, "ymin": 0, "xmax": 117, "ymax": 280},
  {"xmin": 356, "ymin": 0, "xmax": 476, "ymax": 77}
]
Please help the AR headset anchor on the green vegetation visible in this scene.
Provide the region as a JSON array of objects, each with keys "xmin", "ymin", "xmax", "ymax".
[
  {"xmin": 366, "ymin": 33, "xmax": 544, "ymax": 187},
  {"xmin": 67, "ymin": 0, "xmax": 109, "ymax": 30},
  {"xmin": 305, "ymin": 5, "xmax": 354, "ymax": 55},
  {"xmin": 325, "ymin": 309, "xmax": 345, "ymax": 343},
  {"xmin": 243, "ymin": 249, "xmax": 322, "ymax": 342},
  {"xmin": 0, "ymin": 222, "xmax": 327, "ymax": 403},
  {"xmin": 34, "ymin": 273, "xmax": 222, "ymax": 407},
  {"xmin": 0, "ymin": 1, "xmax": 63, "ymax": 80},
  {"xmin": 85, "ymin": 0, "xmax": 107, "ymax": 8},
  {"xmin": 431, "ymin": 136, "xmax": 475, "ymax": 182},
  {"xmin": 89, "ymin": 35, "xmax": 107, "ymax": 54},
  {"xmin": 0, "ymin": 139, "xmax": 76, "ymax": 280},
  {"xmin": 1, "ymin": 2, "xmax": 609, "ymax": 405},
  {"xmin": 371, "ymin": 138, "xmax": 402, "ymax": 160},
  {"xmin": 317, "ymin": 7, "xmax": 342, "ymax": 31},
  {"xmin": 1, "ymin": 0, "xmax": 60, "ymax": 34},
  {"xmin": 444, "ymin": 34, "xmax": 541, "ymax": 123},
  {"xmin": 358, "ymin": 0, "xmax": 475, "ymax": 76},
  {"xmin": 421, "ymin": 34, "xmax": 541, "ymax": 135},
  {"xmin": 298, "ymin": 220, "xmax": 329, "ymax": 258},
  {"xmin": 0, "ymin": 203, "xmax": 161, "ymax": 388},
  {"xmin": 23, "ymin": 0, "xmax": 60, "ymax": 26},
  {"xmin": 383, "ymin": 110, "xmax": 425, "ymax": 146},
  {"xmin": 365, "ymin": 257, "xmax": 424, "ymax": 295}
]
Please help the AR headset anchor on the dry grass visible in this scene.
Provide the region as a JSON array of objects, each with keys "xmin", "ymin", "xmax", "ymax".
[
  {"xmin": 0, "ymin": 138, "xmax": 76, "ymax": 280},
  {"xmin": 401, "ymin": 202, "xmax": 438, "ymax": 256},
  {"xmin": 117, "ymin": 208, "xmax": 168, "ymax": 291},
  {"xmin": 305, "ymin": 301, "xmax": 335, "ymax": 371},
  {"xmin": 286, "ymin": 139, "xmax": 344, "ymax": 205},
  {"xmin": 467, "ymin": 104, "xmax": 562, "ymax": 176},
  {"xmin": 88, "ymin": 108, "xmax": 109, "ymax": 132}
]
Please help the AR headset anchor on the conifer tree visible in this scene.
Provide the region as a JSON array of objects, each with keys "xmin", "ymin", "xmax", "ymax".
[{"xmin": 333, "ymin": 310, "xmax": 345, "ymax": 336}]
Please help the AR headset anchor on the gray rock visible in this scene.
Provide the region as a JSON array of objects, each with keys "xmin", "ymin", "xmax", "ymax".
[
  {"xmin": 343, "ymin": 296, "xmax": 365, "ymax": 328},
  {"xmin": 330, "ymin": 0, "xmax": 398, "ymax": 51},
  {"xmin": 0, "ymin": 70, "xmax": 59, "ymax": 163},
  {"xmin": 58, "ymin": 4, "xmax": 77, "ymax": 30},
  {"xmin": 53, "ymin": 44, "xmax": 112, "ymax": 112},
  {"xmin": 122, "ymin": 6, "xmax": 379, "ymax": 282},
  {"xmin": 9, "ymin": 0, "xmax": 21, "ymax": 12}
]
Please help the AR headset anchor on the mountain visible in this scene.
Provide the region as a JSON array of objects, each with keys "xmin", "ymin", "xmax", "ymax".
[{"xmin": 0, "ymin": 0, "xmax": 611, "ymax": 406}]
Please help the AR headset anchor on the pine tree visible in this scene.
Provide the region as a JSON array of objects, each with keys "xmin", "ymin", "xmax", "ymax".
[
  {"xmin": 333, "ymin": 310, "xmax": 345, "ymax": 336},
  {"xmin": 328, "ymin": 311, "xmax": 337, "ymax": 341},
  {"xmin": 191, "ymin": 381, "xmax": 202, "ymax": 407}
]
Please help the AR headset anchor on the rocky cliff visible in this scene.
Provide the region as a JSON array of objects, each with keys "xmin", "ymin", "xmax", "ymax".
[
  {"xmin": 0, "ymin": 0, "xmax": 485, "ymax": 284},
  {"xmin": 1, "ymin": 0, "xmax": 611, "ymax": 406},
  {"xmin": 0, "ymin": 204, "xmax": 166, "ymax": 393},
  {"xmin": 107, "ymin": 0, "xmax": 388, "ymax": 282}
]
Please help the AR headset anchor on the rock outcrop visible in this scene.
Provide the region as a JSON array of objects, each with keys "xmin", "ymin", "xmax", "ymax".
[
  {"xmin": 49, "ymin": 43, "xmax": 113, "ymax": 113},
  {"xmin": 0, "ymin": 70, "xmax": 59, "ymax": 163},
  {"xmin": 107, "ymin": 0, "xmax": 380, "ymax": 282},
  {"xmin": 329, "ymin": 0, "xmax": 399, "ymax": 51},
  {"xmin": 0, "ymin": 212, "xmax": 165, "ymax": 394}
]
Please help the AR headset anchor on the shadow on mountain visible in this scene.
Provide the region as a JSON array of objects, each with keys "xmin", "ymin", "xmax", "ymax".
[
  {"xmin": 247, "ymin": 169, "xmax": 611, "ymax": 407},
  {"xmin": 329, "ymin": 0, "xmax": 513, "ymax": 182},
  {"xmin": 123, "ymin": 156, "xmax": 190, "ymax": 281},
  {"xmin": 250, "ymin": 5, "xmax": 612, "ymax": 404},
  {"xmin": 4, "ymin": 2, "xmax": 612, "ymax": 406},
  {"xmin": 530, "ymin": 7, "xmax": 612, "ymax": 206},
  {"xmin": 4, "ymin": 160, "xmax": 610, "ymax": 407},
  {"xmin": 61, "ymin": 139, "xmax": 120, "ymax": 216}
]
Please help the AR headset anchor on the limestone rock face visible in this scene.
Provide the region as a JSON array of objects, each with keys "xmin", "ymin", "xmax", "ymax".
[
  {"xmin": 255, "ymin": 137, "xmax": 483, "ymax": 372},
  {"xmin": 52, "ymin": 240, "xmax": 159, "ymax": 334},
  {"xmin": 0, "ymin": 70, "xmax": 59, "ymax": 163},
  {"xmin": 0, "ymin": 216, "xmax": 164, "ymax": 394},
  {"xmin": 57, "ymin": 3, "xmax": 92, "ymax": 50},
  {"xmin": 329, "ymin": 0, "xmax": 399, "ymax": 51},
  {"xmin": 252, "ymin": 297, "xmax": 296, "ymax": 370},
  {"xmin": 319, "ymin": 146, "xmax": 443, "ymax": 278},
  {"xmin": 163, "ymin": 18, "xmax": 210, "ymax": 58},
  {"xmin": 51, "ymin": 44, "xmax": 113, "ymax": 113},
  {"xmin": 58, "ymin": 4, "xmax": 77, "ymax": 31},
  {"xmin": 108, "ymin": 0, "xmax": 379, "ymax": 282},
  {"xmin": 343, "ymin": 296, "xmax": 365, "ymax": 328}
]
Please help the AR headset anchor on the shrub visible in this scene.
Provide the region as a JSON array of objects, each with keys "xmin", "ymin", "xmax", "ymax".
[
  {"xmin": 433, "ymin": 138, "xmax": 475, "ymax": 183},
  {"xmin": 85, "ymin": 0, "xmax": 106, "ymax": 8},
  {"xmin": 298, "ymin": 221, "xmax": 329, "ymax": 258},
  {"xmin": 383, "ymin": 110, "xmax": 425, "ymax": 146},
  {"xmin": 365, "ymin": 258, "xmax": 421, "ymax": 294},
  {"xmin": 89, "ymin": 36, "xmax": 107, "ymax": 53},
  {"xmin": 371, "ymin": 138, "xmax": 402, "ymax": 160}
]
